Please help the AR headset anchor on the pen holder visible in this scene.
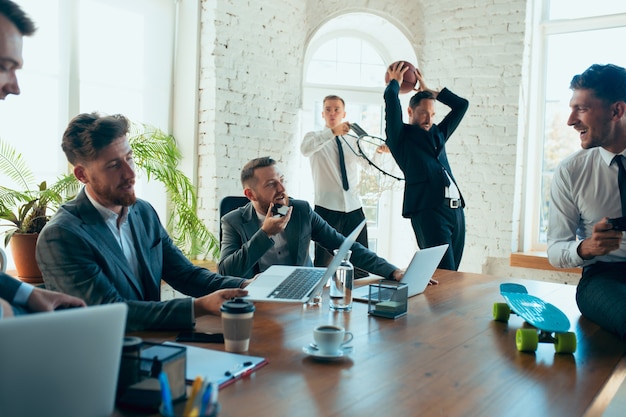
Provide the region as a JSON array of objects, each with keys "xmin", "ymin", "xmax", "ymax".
[
  {"xmin": 117, "ymin": 341, "xmax": 187, "ymax": 412},
  {"xmin": 367, "ymin": 280, "xmax": 408, "ymax": 319},
  {"xmin": 160, "ymin": 402, "xmax": 221, "ymax": 417}
]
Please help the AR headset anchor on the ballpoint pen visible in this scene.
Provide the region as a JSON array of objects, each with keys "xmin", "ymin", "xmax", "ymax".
[
  {"xmin": 183, "ymin": 376, "xmax": 204, "ymax": 417},
  {"xmin": 199, "ymin": 382, "xmax": 215, "ymax": 416},
  {"xmin": 158, "ymin": 371, "xmax": 174, "ymax": 416}
]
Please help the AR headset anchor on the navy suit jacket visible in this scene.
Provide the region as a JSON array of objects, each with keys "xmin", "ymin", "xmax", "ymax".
[
  {"xmin": 218, "ymin": 199, "xmax": 397, "ymax": 279},
  {"xmin": 384, "ymin": 80, "xmax": 469, "ymax": 217},
  {"xmin": 36, "ymin": 189, "xmax": 245, "ymax": 331},
  {"xmin": 0, "ymin": 273, "xmax": 23, "ymax": 315}
]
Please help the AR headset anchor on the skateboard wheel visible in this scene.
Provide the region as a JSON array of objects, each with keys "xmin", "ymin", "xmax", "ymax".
[
  {"xmin": 516, "ymin": 328, "xmax": 538, "ymax": 352},
  {"xmin": 554, "ymin": 332, "xmax": 577, "ymax": 354},
  {"xmin": 493, "ymin": 302, "xmax": 511, "ymax": 322}
]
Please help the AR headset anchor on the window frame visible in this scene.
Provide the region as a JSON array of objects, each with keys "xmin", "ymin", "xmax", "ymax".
[{"xmin": 522, "ymin": 4, "xmax": 626, "ymax": 253}]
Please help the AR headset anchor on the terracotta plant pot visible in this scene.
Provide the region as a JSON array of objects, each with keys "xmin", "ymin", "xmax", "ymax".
[{"xmin": 10, "ymin": 233, "xmax": 43, "ymax": 284}]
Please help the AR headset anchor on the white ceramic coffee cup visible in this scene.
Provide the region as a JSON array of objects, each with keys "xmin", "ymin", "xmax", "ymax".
[{"xmin": 313, "ymin": 324, "xmax": 353, "ymax": 354}]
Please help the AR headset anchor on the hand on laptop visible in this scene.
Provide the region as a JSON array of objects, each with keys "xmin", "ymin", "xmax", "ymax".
[
  {"xmin": 0, "ymin": 298, "xmax": 14, "ymax": 318},
  {"xmin": 27, "ymin": 287, "xmax": 86, "ymax": 312},
  {"xmin": 194, "ymin": 288, "xmax": 249, "ymax": 316},
  {"xmin": 391, "ymin": 269, "xmax": 404, "ymax": 281}
]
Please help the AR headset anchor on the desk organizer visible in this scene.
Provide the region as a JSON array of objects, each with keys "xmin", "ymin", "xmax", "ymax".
[
  {"xmin": 367, "ymin": 280, "xmax": 408, "ymax": 319},
  {"xmin": 117, "ymin": 340, "xmax": 187, "ymax": 412}
]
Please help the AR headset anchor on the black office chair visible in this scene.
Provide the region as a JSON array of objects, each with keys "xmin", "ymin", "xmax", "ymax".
[{"xmin": 218, "ymin": 196, "xmax": 249, "ymax": 244}]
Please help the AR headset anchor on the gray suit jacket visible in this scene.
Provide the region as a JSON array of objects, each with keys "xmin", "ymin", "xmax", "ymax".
[
  {"xmin": 219, "ymin": 199, "xmax": 398, "ymax": 279},
  {"xmin": 36, "ymin": 189, "xmax": 245, "ymax": 331}
]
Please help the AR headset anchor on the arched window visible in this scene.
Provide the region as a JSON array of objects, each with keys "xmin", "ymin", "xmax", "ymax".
[{"xmin": 298, "ymin": 13, "xmax": 418, "ymax": 263}]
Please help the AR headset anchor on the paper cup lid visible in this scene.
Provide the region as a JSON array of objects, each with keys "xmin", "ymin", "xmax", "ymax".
[{"xmin": 220, "ymin": 298, "xmax": 255, "ymax": 314}]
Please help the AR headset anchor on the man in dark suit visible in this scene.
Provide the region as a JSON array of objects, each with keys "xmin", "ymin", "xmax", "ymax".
[
  {"xmin": 36, "ymin": 112, "xmax": 249, "ymax": 331},
  {"xmin": 0, "ymin": 0, "xmax": 85, "ymax": 318},
  {"xmin": 218, "ymin": 156, "xmax": 403, "ymax": 281},
  {"xmin": 384, "ymin": 62, "xmax": 469, "ymax": 271}
]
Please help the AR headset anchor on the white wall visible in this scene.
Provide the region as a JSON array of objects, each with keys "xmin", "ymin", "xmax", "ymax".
[{"xmin": 194, "ymin": 0, "xmax": 580, "ymax": 284}]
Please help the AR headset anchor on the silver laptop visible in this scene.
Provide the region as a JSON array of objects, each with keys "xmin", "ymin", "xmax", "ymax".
[
  {"xmin": 244, "ymin": 219, "xmax": 366, "ymax": 303},
  {"xmin": 0, "ymin": 303, "xmax": 128, "ymax": 417},
  {"xmin": 353, "ymin": 244, "xmax": 449, "ymax": 302}
]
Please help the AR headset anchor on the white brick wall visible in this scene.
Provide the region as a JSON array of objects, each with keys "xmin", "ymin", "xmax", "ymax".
[{"xmin": 196, "ymin": 0, "xmax": 580, "ymax": 284}]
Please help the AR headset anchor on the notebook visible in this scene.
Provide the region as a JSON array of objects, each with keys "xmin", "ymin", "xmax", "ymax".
[
  {"xmin": 244, "ymin": 219, "xmax": 366, "ymax": 303},
  {"xmin": 163, "ymin": 342, "xmax": 268, "ymax": 388},
  {"xmin": 0, "ymin": 303, "xmax": 128, "ymax": 417},
  {"xmin": 353, "ymin": 244, "xmax": 449, "ymax": 302}
]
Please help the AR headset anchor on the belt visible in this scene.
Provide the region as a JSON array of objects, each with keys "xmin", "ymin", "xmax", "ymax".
[{"xmin": 444, "ymin": 198, "xmax": 461, "ymax": 209}]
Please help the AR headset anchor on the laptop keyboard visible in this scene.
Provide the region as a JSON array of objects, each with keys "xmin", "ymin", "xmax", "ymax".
[{"xmin": 269, "ymin": 268, "xmax": 324, "ymax": 299}]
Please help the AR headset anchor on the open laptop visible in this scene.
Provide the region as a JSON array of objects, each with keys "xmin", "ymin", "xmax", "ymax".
[
  {"xmin": 353, "ymin": 244, "xmax": 449, "ymax": 302},
  {"xmin": 244, "ymin": 219, "xmax": 366, "ymax": 303},
  {"xmin": 0, "ymin": 303, "xmax": 128, "ymax": 417}
]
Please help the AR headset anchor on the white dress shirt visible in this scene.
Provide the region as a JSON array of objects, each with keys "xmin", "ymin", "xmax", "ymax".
[
  {"xmin": 85, "ymin": 188, "xmax": 141, "ymax": 279},
  {"xmin": 547, "ymin": 147, "xmax": 626, "ymax": 268},
  {"xmin": 301, "ymin": 128, "xmax": 363, "ymax": 212}
]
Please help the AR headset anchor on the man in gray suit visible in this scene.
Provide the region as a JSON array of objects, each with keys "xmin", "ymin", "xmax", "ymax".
[
  {"xmin": 36, "ymin": 112, "xmax": 250, "ymax": 331},
  {"xmin": 0, "ymin": 0, "xmax": 85, "ymax": 319},
  {"xmin": 219, "ymin": 156, "xmax": 403, "ymax": 280}
]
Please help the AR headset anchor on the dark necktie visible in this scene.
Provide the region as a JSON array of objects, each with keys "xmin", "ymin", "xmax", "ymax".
[
  {"xmin": 614, "ymin": 155, "xmax": 626, "ymax": 216},
  {"xmin": 335, "ymin": 136, "xmax": 349, "ymax": 191}
]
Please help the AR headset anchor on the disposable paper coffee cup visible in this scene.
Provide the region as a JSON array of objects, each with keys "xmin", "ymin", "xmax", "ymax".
[{"xmin": 220, "ymin": 299, "xmax": 255, "ymax": 352}]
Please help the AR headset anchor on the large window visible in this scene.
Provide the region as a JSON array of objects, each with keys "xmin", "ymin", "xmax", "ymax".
[
  {"xmin": 526, "ymin": 1, "xmax": 626, "ymax": 250},
  {"xmin": 0, "ymin": 0, "xmax": 176, "ymax": 267},
  {"xmin": 300, "ymin": 13, "xmax": 418, "ymax": 264}
]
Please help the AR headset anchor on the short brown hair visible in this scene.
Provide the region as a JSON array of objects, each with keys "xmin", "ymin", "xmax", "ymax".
[
  {"xmin": 62, "ymin": 112, "xmax": 130, "ymax": 165},
  {"xmin": 241, "ymin": 156, "xmax": 276, "ymax": 188},
  {"xmin": 0, "ymin": 0, "xmax": 36, "ymax": 36},
  {"xmin": 323, "ymin": 95, "xmax": 345, "ymax": 107}
]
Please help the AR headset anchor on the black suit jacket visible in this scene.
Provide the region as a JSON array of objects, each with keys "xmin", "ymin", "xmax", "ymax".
[{"xmin": 384, "ymin": 80, "xmax": 469, "ymax": 217}]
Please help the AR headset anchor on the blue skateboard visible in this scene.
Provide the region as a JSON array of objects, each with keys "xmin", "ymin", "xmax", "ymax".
[{"xmin": 493, "ymin": 283, "xmax": 577, "ymax": 353}]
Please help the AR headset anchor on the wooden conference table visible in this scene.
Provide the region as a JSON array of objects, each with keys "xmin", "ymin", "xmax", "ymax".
[{"xmin": 116, "ymin": 270, "xmax": 626, "ymax": 417}]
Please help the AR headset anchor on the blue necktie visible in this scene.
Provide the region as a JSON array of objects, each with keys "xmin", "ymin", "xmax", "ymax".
[{"xmin": 335, "ymin": 136, "xmax": 349, "ymax": 191}]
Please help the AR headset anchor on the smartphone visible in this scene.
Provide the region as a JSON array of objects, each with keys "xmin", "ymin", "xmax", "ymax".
[
  {"xmin": 607, "ymin": 216, "xmax": 626, "ymax": 231},
  {"xmin": 175, "ymin": 331, "xmax": 224, "ymax": 343},
  {"xmin": 271, "ymin": 204, "xmax": 289, "ymax": 217}
]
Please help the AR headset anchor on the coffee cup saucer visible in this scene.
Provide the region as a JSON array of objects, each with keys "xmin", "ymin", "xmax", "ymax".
[{"xmin": 302, "ymin": 343, "xmax": 354, "ymax": 360}]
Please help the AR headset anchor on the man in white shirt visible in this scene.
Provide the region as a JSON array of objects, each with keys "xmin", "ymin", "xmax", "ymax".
[
  {"xmin": 547, "ymin": 63, "xmax": 626, "ymax": 339},
  {"xmin": 0, "ymin": 0, "xmax": 85, "ymax": 318},
  {"xmin": 301, "ymin": 95, "xmax": 369, "ymax": 278}
]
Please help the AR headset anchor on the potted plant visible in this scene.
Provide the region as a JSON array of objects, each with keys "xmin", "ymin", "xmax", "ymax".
[
  {"xmin": 0, "ymin": 123, "xmax": 220, "ymax": 283},
  {"xmin": 0, "ymin": 141, "xmax": 78, "ymax": 282},
  {"xmin": 127, "ymin": 123, "xmax": 219, "ymax": 259}
]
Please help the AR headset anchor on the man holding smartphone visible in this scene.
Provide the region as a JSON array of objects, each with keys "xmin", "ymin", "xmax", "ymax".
[
  {"xmin": 547, "ymin": 63, "xmax": 626, "ymax": 339},
  {"xmin": 218, "ymin": 156, "xmax": 403, "ymax": 281}
]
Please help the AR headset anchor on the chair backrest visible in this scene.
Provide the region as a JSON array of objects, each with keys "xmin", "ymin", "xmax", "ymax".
[{"xmin": 219, "ymin": 196, "xmax": 250, "ymax": 244}]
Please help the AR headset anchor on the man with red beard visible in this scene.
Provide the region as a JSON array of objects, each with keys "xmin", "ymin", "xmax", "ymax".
[
  {"xmin": 547, "ymin": 64, "xmax": 626, "ymax": 339},
  {"xmin": 218, "ymin": 156, "xmax": 403, "ymax": 281},
  {"xmin": 36, "ymin": 112, "xmax": 250, "ymax": 331}
]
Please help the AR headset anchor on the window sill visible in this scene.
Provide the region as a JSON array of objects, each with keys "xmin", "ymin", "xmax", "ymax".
[{"xmin": 510, "ymin": 252, "xmax": 580, "ymax": 274}]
